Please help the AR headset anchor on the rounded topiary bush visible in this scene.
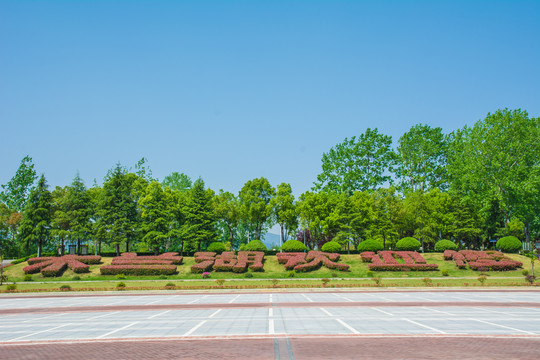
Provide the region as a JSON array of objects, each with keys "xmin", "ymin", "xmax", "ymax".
[
  {"xmin": 395, "ymin": 237, "xmax": 421, "ymax": 251},
  {"xmin": 496, "ymin": 236, "xmax": 522, "ymax": 253},
  {"xmin": 281, "ymin": 239, "xmax": 307, "ymax": 252},
  {"xmin": 244, "ymin": 239, "xmax": 267, "ymax": 252},
  {"xmin": 357, "ymin": 239, "xmax": 383, "ymax": 252},
  {"xmin": 434, "ymin": 239, "xmax": 457, "ymax": 252},
  {"xmin": 321, "ymin": 241, "xmax": 342, "ymax": 253},
  {"xmin": 206, "ymin": 242, "xmax": 227, "ymax": 254}
]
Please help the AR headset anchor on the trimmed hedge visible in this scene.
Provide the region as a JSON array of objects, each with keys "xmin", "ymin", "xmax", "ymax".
[
  {"xmin": 277, "ymin": 251, "xmax": 349, "ymax": 272},
  {"xmin": 244, "ymin": 240, "xmax": 268, "ymax": 252},
  {"xmin": 496, "ymin": 236, "xmax": 522, "ymax": 253},
  {"xmin": 395, "ymin": 237, "xmax": 421, "ymax": 251},
  {"xmin": 24, "ymin": 255, "xmax": 102, "ymax": 277},
  {"xmin": 206, "ymin": 242, "xmax": 227, "ymax": 254},
  {"xmin": 281, "ymin": 240, "xmax": 307, "ymax": 252},
  {"xmin": 434, "ymin": 240, "xmax": 458, "ymax": 252},
  {"xmin": 360, "ymin": 251, "xmax": 438, "ymax": 271},
  {"xmin": 357, "ymin": 239, "xmax": 383, "ymax": 252},
  {"xmin": 100, "ymin": 265, "xmax": 177, "ymax": 275},
  {"xmin": 321, "ymin": 241, "xmax": 342, "ymax": 253},
  {"xmin": 444, "ymin": 250, "xmax": 522, "ymax": 271}
]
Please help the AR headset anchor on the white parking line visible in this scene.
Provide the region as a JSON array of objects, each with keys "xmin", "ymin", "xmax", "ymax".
[
  {"xmin": 184, "ymin": 321, "xmax": 207, "ymax": 336},
  {"xmin": 269, "ymin": 308, "xmax": 273, "ymax": 317},
  {"xmin": 209, "ymin": 309, "xmax": 222, "ymax": 318},
  {"xmin": 371, "ymin": 307, "xmax": 394, "ymax": 316},
  {"xmin": 97, "ymin": 322, "xmax": 139, "ymax": 339},
  {"xmin": 22, "ymin": 313, "xmax": 67, "ymax": 323},
  {"xmin": 336, "ymin": 319, "xmax": 360, "ymax": 334},
  {"xmin": 320, "ymin": 308, "xmax": 333, "ymax": 316},
  {"xmin": 188, "ymin": 296, "xmax": 206, "ymax": 304},
  {"xmin": 269, "ymin": 294, "xmax": 273, "ymax": 303},
  {"xmin": 476, "ymin": 308, "xmax": 517, "ymax": 316},
  {"xmin": 302, "ymin": 294, "xmax": 314, "ymax": 302},
  {"xmin": 332, "ymin": 293, "xmax": 354, "ymax": 302},
  {"xmin": 148, "ymin": 310, "xmax": 171, "ymax": 319},
  {"xmin": 422, "ymin": 307, "xmax": 454, "ymax": 315},
  {"xmin": 269, "ymin": 319, "xmax": 275, "ymax": 334},
  {"xmin": 473, "ymin": 319, "xmax": 535, "ymax": 335},
  {"xmin": 229, "ymin": 295, "xmax": 241, "ymax": 303},
  {"xmin": 86, "ymin": 311, "xmax": 121, "ymax": 320},
  {"xmin": 404, "ymin": 319, "xmax": 446, "ymax": 334},
  {"xmin": 8, "ymin": 323, "xmax": 72, "ymax": 342}
]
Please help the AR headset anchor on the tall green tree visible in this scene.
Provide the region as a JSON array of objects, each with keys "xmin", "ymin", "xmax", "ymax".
[
  {"xmin": 163, "ymin": 172, "xmax": 192, "ymax": 192},
  {"xmin": 214, "ymin": 190, "xmax": 241, "ymax": 248},
  {"xmin": 139, "ymin": 181, "xmax": 169, "ymax": 254},
  {"xmin": 0, "ymin": 155, "xmax": 37, "ymax": 212},
  {"xmin": 97, "ymin": 164, "xmax": 140, "ymax": 255},
  {"xmin": 180, "ymin": 179, "xmax": 217, "ymax": 253},
  {"xmin": 238, "ymin": 177, "xmax": 275, "ymax": 240},
  {"xmin": 313, "ymin": 128, "xmax": 396, "ymax": 194},
  {"xmin": 19, "ymin": 174, "xmax": 52, "ymax": 257},
  {"xmin": 53, "ymin": 174, "xmax": 91, "ymax": 254},
  {"xmin": 447, "ymin": 109, "xmax": 539, "ymax": 243},
  {"xmin": 395, "ymin": 124, "xmax": 448, "ymax": 193},
  {"xmin": 271, "ymin": 183, "xmax": 298, "ymax": 246}
]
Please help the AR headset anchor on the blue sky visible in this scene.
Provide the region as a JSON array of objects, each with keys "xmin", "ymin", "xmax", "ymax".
[{"xmin": 1, "ymin": 0, "xmax": 539, "ymax": 198}]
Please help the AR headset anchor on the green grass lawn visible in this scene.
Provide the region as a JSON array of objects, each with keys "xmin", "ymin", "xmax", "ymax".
[{"xmin": 1, "ymin": 253, "xmax": 537, "ymax": 293}]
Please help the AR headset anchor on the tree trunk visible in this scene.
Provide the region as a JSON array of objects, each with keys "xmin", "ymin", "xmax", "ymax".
[
  {"xmin": 77, "ymin": 238, "xmax": 81, "ymax": 255},
  {"xmin": 126, "ymin": 240, "xmax": 130, "ymax": 253},
  {"xmin": 115, "ymin": 243, "xmax": 120, "ymax": 256},
  {"xmin": 280, "ymin": 224, "xmax": 284, "ymax": 248}
]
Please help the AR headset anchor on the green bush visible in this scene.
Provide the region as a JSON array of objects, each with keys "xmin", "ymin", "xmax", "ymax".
[
  {"xmin": 6, "ymin": 284, "xmax": 17, "ymax": 291},
  {"xmin": 244, "ymin": 240, "xmax": 267, "ymax": 252},
  {"xmin": 59, "ymin": 284, "xmax": 71, "ymax": 291},
  {"xmin": 244, "ymin": 272, "xmax": 253, "ymax": 278},
  {"xmin": 321, "ymin": 241, "xmax": 342, "ymax": 253},
  {"xmin": 207, "ymin": 242, "xmax": 227, "ymax": 254},
  {"xmin": 395, "ymin": 237, "xmax": 421, "ymax": 251},
  {"xmin": 281, "ymin": 240, "xmax": 307, "ymax": 252},
  {"xmin": 434, "ymin": 239, "xmax": 458, "ymax": 252},
  {"xmin": 116, "ymin": 282, "xmax": 126, "ymax": 289},
  {"xmin": 72, "ymin": 275, "xmax": 81, "ymax": 281},
  {"xmin": 23, "ymin": 274, "xmax": 33, "ymax": 282},
  {"xmin": 357, "ymin": 239, "xmax": 384, "ymax": 252},
  {"xmin": 115, "ymin": 274, "xmax": 126, "ymax": 279},
  {"xmin": 496, "ymin": 236, "xmax": 522, "ymax": 253}
]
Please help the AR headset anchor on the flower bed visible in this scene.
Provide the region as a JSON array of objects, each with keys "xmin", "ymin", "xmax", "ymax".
[
  {"xmin": 277, "ymin": 251, "xmax": 349, "ymax": 272},
  {"xmin": 360, "ymin": 251, "xmax": 438, "ymax": 271},
  {"xmin": 100, "ymin": 252, "xmax": 182, "ymax": 276},
  {"xmin": 23, "ymin": 255, "xmax": 102, "ymax": 277},
  {"xmin": 444, "ymin": 250, "xmax": 522, "ymax": 271},
  {"xmin": 191, "ymin": 251, "xmax": 265, "ymax": 273}
]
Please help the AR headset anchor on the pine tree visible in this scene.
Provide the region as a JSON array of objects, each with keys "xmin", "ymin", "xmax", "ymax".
[
  {"xmin": 97, "ymin": 164, "xmax": 139, "ymax": 255},
  {"xmin": 180, "ymin": 179, "xmax": 217, "ymax": 253},
  {"xmin": 139, "ymin": 181, "xmax": 169, "ymax": 254},
  {"xmin": 19, "ymin": 174, "xmax": 52, "ymax": 257}
]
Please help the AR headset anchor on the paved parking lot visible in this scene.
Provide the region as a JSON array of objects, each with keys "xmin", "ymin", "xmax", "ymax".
[{"xmin": 0, "ymin": 290, "xmax": 539, "ymax": 359}]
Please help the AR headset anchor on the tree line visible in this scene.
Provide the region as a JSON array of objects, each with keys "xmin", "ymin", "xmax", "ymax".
[{"xmin": 0, "ymin": 108, "xmax": 538, "ymax": 258}]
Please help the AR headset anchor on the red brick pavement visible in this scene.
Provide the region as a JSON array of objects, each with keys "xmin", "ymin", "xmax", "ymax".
[{"xmin": 1, "ymin": 336, "xmax": 539, "ymax": 360}]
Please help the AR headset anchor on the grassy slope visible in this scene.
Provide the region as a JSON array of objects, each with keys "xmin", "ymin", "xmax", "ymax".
[{"xmin": 1, "ymin": 253, "xmax": 537, "ymax": 286}]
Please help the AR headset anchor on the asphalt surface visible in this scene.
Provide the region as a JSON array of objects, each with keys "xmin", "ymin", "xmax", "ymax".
[{"xmin": 0, "ymin": 290, "xmax": 539, "ymax": 359}]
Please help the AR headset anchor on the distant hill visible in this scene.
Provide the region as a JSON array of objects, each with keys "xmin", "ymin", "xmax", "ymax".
[{"xmin": 261, "ymin": 233, "xmax": 282, "ymax": 249}]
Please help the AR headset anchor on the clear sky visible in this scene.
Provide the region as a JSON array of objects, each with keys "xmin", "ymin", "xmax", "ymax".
[{"xmin": 1, "ymin": 0, "xmax": 539, "ymax": 198}]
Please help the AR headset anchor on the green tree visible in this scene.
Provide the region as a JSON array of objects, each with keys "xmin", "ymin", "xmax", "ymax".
[
  {"xmin": 313, "ymin": 128, "xmax": 396, "ymax": 194},
  {"xmin": 163, "ymin": 172, "xmax": 192, "ymax": 192},
  {"xmin": 180, "ymin": 179, "xmax": 217, "ymax": 253},
  {"xmin": 213, "ymin": 190, "xmax": 241, "ymax": 249},
  {"xmin": 271, "ymin": 183, "xmax": 298, "ymax": 246},
  {"xmin": 139, "ymin": 181, "xmax": 169, "ymax": 254},
  {"xmin": 97, "ymin": 164, "xmax": 140, "ymax": 255},
  {"xmin": 447, "ymin": 109, "xmax": 540, "ymax": 243},
  {"xmin": 19, "ymin": 174, "xmax": 52, "ymax": 257},
  {"xmin": 395, "ymin": 124, "xmax": 448, "ymax": 193},
  {"xmin": 134, "ymin": 157, "xmax": 156, "ymax": 182},
  {"xmin": 372, "ymin": 187, "xmax": 401, "ymax": 249},
  {"xmin": 238, "ymin": 177, "xmax": 275, "ymax": 240},
  {"xmin": 0, "ymin": 155, "xmax": 37, "ymax": 212}
]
